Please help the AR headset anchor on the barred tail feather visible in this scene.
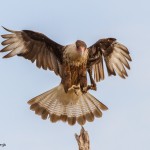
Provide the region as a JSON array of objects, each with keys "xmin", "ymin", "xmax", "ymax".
[{"xmin": 28, "ymin": 84, "xmax": 108, "ymax": 126}]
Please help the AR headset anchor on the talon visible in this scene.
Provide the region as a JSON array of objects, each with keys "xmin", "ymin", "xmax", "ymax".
[
  {"xmin": 71, "ymin": 85, "xmax": 80, "ymax": 95},
  {"xmin": 82, "ymin": 87, "xmax": 88, "ymax": 93},
  {"xmin": 87, "ymin": 85, "xmax": 97, "ymax": 91},
  {"xmin": 91, "ymin": 84, "xmax": 97, "ymax": 91}
]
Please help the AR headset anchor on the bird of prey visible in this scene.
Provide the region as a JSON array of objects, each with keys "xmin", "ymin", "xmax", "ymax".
[{"xmin": 0, "ymin": 27, "xmax": 132, "ymax": 125}]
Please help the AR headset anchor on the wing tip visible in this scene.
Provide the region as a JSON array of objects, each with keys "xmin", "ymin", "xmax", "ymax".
[
  {"xmin": 3, "ymin": 55, "xmax": 10, "ymax": 59},
  {"xmin": 1, "ymin": 41, "xmax": 7, "ymax": 46},
  {"xmin": 129, "ymin": 57, "xmax": 132, "ymax": 62},
  {"xmin": 0, "ymin": 49, "xmax": 5, "ymax": 53},
  {"xmin": 2, "ymin": 53, "xmax": 13, "ymax": 59},
  {"xmin": 1, "ymin": 26, "xmax": 15, "ymax": 33}
]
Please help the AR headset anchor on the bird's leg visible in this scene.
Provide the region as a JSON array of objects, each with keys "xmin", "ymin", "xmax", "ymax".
[
  {"xmin": 79, "ymin": 64, "xmax": 88, "ymax": 93},
  {"xmin": 61, "ymin": 63, "xmax": 71, "ymax": 93},
  {"xmin": 87, "ymin": 67, "xmax": 97, "ymax": 91}
]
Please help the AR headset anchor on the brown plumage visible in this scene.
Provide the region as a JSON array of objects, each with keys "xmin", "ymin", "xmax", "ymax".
[{"xmin": 0, "ymin": 27, "xmax": 132, "ymax": 125}]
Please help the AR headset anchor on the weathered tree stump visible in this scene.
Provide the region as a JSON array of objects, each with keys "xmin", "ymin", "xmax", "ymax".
[{"xmin": 75, "ymin": 127, "xmax": 90, "ymax": 150}]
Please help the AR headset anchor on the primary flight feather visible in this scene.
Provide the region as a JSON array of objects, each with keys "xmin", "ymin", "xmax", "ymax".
[{"xmin": 1, "ymin": 27, "xmax": 132, "ymax": 125}]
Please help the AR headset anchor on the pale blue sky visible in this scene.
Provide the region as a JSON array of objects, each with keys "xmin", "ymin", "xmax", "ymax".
[{"xmin": 0, "ymin": 0, "xmax": 150, "ymax": 150}]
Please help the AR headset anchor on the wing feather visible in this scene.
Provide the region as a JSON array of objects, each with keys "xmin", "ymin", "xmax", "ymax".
[
  {"xmin": 113, "ymin": 50, "xmax": 130, "ymax": 69},
  {"xmin": 51, "ymin": 53, "xmax": 59, "ymax": 74},
  {"xmin": 42, "ymin": 48, "xmax": 47, "ymax": 70},
  {"xmin": 29, "ymin": 43, "xmax": 40, "ymax": 63},
  {"xmin": 1, "ymin": 40, "xmax": 21, "ymax": 52},
  {"xmin": 1, "ymin": 27, "xmax": 64, "ymax": 77},
  {"xmin": 3, "ymin": 44, "xmax": 24, "ymax": 58},
  {"xmin": 36, "ymin": 47, "xmax": 43, "ymax": 68},
  {"xmin": 1, "ymin": 34, "xmax": 15, "ymax": 38},
  {"xmin": 2, "ymin": 38, "xmax": 18, "ymax": 45},
  {"xmin": 88, "ymin": 38, "xmax": 131, "ymax": 81},
  {"xmin": 47, "ymin": 51, "xmax": 53, "ymax": 70}
]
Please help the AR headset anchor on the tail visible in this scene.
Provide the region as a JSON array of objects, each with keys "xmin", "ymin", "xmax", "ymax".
[{"xmin": 28, "ymin": 84, "xmax": 108, "ymax": 126}]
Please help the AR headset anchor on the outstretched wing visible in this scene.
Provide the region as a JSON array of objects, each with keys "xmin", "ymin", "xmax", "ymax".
[
  {"xmin": 1, "ymin": 27, "xmax": 64, "ymax": 76},
  {"xmin": 87, "ymin": 38, "xmax": 132, "ymax": 82}
]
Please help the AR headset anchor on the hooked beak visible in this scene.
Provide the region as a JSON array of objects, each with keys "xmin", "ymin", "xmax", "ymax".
[{"xmin": 78, "ymin": 46, "xmax": 85, "ymax": 56}]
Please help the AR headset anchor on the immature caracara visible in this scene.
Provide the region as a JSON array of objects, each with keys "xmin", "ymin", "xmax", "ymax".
[{"xmin": 0, "ymin": 27, "xmax": 132, "ymax": 125}]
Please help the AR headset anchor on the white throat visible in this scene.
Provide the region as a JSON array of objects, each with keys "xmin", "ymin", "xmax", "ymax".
[{"xmin": 64, "ymin": 44, "xmax": 88, "ymax": 66}]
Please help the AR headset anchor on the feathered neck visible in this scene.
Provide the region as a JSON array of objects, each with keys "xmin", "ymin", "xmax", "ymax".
[{"xmin": 63, "ymin": 44, "xmax": 88, "ymax": 66}]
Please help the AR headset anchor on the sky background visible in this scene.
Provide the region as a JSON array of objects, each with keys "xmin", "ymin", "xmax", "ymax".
[{"xmin": 0, "ymin": 0, "xmax": 150, "ymax": 150}]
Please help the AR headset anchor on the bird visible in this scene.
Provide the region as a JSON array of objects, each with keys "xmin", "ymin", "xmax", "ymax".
[{"xmin": 0, "ymin": 27, "xmax": 132, "ymax": 126}]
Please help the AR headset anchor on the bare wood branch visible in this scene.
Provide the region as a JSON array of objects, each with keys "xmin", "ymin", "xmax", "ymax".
[{"xmin": 75, "ymin": 126, "xmax": 90, "ymax": 150}]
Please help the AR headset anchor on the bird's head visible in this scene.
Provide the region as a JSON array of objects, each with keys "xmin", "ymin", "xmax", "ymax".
[{"xmin": 75, "ymin": 40, "xmax": 87, "ymax": 56}]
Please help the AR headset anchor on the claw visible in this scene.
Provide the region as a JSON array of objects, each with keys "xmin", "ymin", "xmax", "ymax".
[
  {"xmin": 81, "ymin": 87, "xmax": 88, "ymax": 93},
  {"xmin": 87, "ymin": 84, "xmax": 97, "ymax": 91}
]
